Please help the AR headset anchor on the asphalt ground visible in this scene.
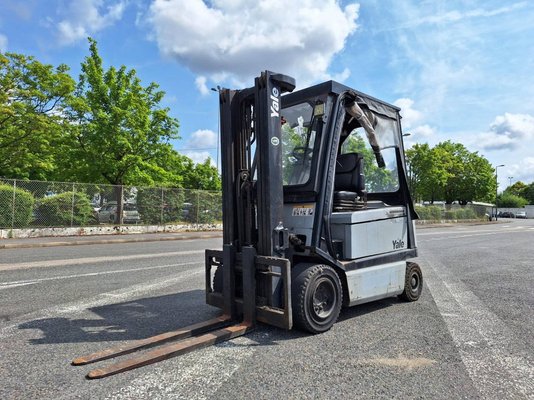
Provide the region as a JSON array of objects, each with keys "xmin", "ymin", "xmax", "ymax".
[{"xmin": 0, "ymin": 220, "xmax": 533, "ymax": 399}]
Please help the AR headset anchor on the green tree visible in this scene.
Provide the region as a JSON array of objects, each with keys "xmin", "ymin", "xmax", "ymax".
[
  {"xmin": 341, "ymin": 133, "xmax": 396, "ymax": 192},
  {"xmin": 504, "ymin": 181, "xmax": 528, "ymax": 198},
  {"xmin": 406, "ymin": 141, "xmax": 495, "ymax": 204},
  {"xmin": 183, "ymin": 158, "xmax": 221, "ymax": 190},
  {"xmin": 0, "ymin": 184, "xmax": 35, "ymax": 228},
  {"xmin": 496, "ymin": 192, "xmax": 528, "ymax": 208},
  {"xmin": 34, "ymin": 191, "xmax": 93, "ymax": 226},
  {"xmin": 520, "ymin": 182, "xmax": 534, "ymax": 204},
  {"xmin": 0, "ymin": 53, "xmax": 75, "ymax": 179},
  {"xmin": 406, "ymin": 143, "xmax": 448, "ymax": 203},
  {"xmin": 64, "ymin": 38, "xmax": 180, "ymax": 222}
]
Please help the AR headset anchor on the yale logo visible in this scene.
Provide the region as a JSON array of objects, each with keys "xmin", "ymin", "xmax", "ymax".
[
  {"xmin": 392, "ymin": 239, "xmax": 405, "ymax": 249},
  {"xmin": 270, "ymin": 87, "xmax": 280, "ymax": 117}
]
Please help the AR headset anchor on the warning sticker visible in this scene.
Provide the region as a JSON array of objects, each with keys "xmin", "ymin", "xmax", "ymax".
[{"xmin": 292, "ymin": 205, "xmax": 315, "ymax": 216}]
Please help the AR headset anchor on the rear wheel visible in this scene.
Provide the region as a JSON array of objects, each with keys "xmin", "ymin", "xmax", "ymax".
[
  {"xmin": 399, "ymin": 262, "xmax": 423, "ymax": 301},
  {"xmin": 292, "ymin": 264, "xmax": 342, "ymax": 334}
]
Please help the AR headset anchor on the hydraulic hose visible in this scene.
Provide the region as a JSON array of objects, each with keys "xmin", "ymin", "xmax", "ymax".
[{"xmin": 345, "ymin": 100, "xmax": 385, "ymax": 168}]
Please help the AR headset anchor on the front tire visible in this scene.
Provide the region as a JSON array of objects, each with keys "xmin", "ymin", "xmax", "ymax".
[
  {"xmin": 292, "ymin": 264, "xmax": 342, "ymax": 334},
  {"xmin": 399, "ymin": 262, "xmax": 423, "ymax": 302}
]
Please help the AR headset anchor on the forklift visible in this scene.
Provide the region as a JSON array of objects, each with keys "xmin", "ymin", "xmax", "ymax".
[{"xmin": 73, "ymin": 71, "xmax": 422, "ymax": 378}]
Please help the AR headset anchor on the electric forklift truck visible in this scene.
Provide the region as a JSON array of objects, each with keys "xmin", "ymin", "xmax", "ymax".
[{"xmin": 73, "ymin": 71, "xmax": 422, "ymax": 378}]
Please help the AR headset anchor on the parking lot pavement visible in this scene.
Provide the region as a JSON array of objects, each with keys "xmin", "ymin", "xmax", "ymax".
[{"xmin": 0, "ymin": 220, "xmax": 533, "ymax": 399}]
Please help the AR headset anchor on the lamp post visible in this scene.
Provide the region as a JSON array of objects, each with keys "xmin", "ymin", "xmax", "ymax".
[
  {"xmin": 495, "ymin": 164, "xmax": 505, "ymax": 220},
  {"xmin": 508, "ymin": 176, "xmax": 513, "ymax": 187}
]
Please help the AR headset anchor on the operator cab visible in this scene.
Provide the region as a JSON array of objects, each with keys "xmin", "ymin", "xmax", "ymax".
[{"xmin": 280, "ymin": 81, "xmax": 417, "ymax": 264}]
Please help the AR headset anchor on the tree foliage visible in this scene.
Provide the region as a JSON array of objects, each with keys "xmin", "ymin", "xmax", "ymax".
[
  {"xmin": 519, "ymin": 182, "xmax": 534, "ymax": 205},
  {"xmin": 34, "ymin": 192, "xmax": 93, "ymax": 226},
  {"xmin": 406, "ymin": 141, "xmax": 495, "ymax": 204},
  {"xmin": 0, "ymin": 53, "xmax": 75, "ymax": 179},
  {"xmin": 0, "ymin": 184, "xmax": 35, "ymax": 228},
  {"xmin": 496, "ymin": 192, "xmax": 528, "ymax": 208},
  {"xmin": 64, "ymin": 38, "xmax": 180, "ymax": 186},
  {"xmin": 341, "ymin": 132, "xmax": 397, "ymax": 192},
  {"xmin": 183, "ymin": 158, "xmax": 221, "ymax": 191}
]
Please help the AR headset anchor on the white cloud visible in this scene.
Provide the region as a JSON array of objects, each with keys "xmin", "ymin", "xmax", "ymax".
[
  {"xmin": 0, "ymin": 34, "xmax": 7, "ymax": 52},
  {"xmin": 195, "ymin": 76, "xmax": 210, "ymax": 96},
  {"xmin": 182, "ymin": 151, "xmax": 215, "ymax": 166},
  {"xmin": 406, "ymin": 3, "xmax": 528, "ymax": 28},
  {"xmin": 410, "ymin": 124, "xmax": 435, "ymax": 138},
  {"xmin": 478, "ymin": 113, "xmax": 534, "ymax": 151},
  {"xmin": 147, "ymin": 0, "xmax": 359, "ymax": 87},
  {"xmin": 506, "ymin": 157, "xmax": 534, "ymax": 185},
  {"xmin": 394, "ymin": 98, "xmax": 435, "ymax": 142},
  {"xmin": 188, "ymin": 129, "xmax": 218, "ymax": 149},
  {"xmin": 394, "ymin": 98, "xmax": 423, "ymax": 129},
  {"xmin": 181, "ymin": 129, "xmax": 218, "ymax": 165},
  {"xmin": 55, "ymin": 0, "xmax": 127, "ymax": 45}
]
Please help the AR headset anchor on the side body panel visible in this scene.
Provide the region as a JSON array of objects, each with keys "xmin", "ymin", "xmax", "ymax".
[
  {"xmin": 330, "ymin": 207, "xmax": 408, "ymax": 260},
  {"xmin": 346, "ymin": 261, "xmax": 405, "ymax": 306}
]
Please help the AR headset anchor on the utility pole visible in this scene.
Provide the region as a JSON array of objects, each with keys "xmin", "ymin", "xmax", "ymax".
[{"xmin": 495, "ymin": 164, "xmax": 505, "ymax": 220}]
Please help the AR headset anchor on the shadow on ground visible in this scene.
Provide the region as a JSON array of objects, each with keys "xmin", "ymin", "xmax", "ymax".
[
  {"xmin": 19, "ymin": 289, "xmax": 401, "ymax": 347},
  {"xmin": 18, "ymin": 290, "xmax": 220, "ymax": 345}
]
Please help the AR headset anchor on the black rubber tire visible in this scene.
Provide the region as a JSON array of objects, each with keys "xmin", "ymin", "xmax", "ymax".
[
  {"xmin": 292, "ymin": 264, "xmax": 343, "ymax": 334},
  {"xmin": 399, "ymin": 262, "xmax": 423, "ymax": 302}
]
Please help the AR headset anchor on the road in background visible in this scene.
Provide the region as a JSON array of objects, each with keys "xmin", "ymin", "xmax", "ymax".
[{"xmin": 0, "ymin": 221, "xmax": 533, "ymax": 399}]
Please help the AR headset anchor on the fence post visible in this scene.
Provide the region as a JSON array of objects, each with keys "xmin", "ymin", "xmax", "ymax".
[
  {"xmin": 11, "ymin": 179, "xmax": 17, "ymax": 229},
  {"xmin": 196, "ymin": 191, "xmax": 200, "ymax": 225},
  {"xmin": 160, "ymin": 187, "xmax": 164, "ymax": 226},
  {"xmin": 71, "ymin": 183, "xmax": 76, "ymax": 227}
]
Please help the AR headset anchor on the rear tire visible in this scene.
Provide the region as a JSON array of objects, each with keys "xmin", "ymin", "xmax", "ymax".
[
  {"xmin": 399, "ymin": 262, "xmax": 423, "ymax": 302},
  {"xmin": 292, "ymin": 264, "xmax": 342, "ymax": 334}
]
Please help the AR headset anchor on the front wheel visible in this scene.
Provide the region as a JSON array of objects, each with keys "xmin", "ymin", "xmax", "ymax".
[
  {"xmin": 399, "ymin": 262, "xmax": 423, "ymax": 302},
  {"xmin": 292, "ymin": 264, "xmax": 342, "ymax": 334}
]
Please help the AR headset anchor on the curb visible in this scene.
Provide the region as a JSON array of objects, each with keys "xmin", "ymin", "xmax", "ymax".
[{"xmin": 0, "ymin": 232, "xmax": 223, "ymax": 249}]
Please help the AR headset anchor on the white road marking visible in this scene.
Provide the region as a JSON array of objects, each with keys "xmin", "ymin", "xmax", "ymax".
[
  {"xmin": 0, "ymin": 281, "xmax": 39, "ymax": 290},
  {"xmin": 417, "ymin": 226, "xmax": 524, "ymax": 236},
  {"xmin": 419, "ymin": 229, "xmax": 530, "ymax": 242},
  {"xmin": 0, "ymin": 262, "xmax": 198, "ymax": 288},
  {"xmin": 423, "ymin": 256, "xmax": 534, "ymax": 399},
  {"xmin": 104, "ymin": 336, "xmax": 256, "ymax": 400},
  {"xmin": 0, "ymin": 250, "xmax": 205, "ymax": 271}
]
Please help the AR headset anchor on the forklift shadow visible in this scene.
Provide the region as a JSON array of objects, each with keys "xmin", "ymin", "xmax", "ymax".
[
  {"xmin": 218, "ymin": 297, "xmax": 401, "ymax": 350},
  {"xmin": 338, "ymin": 297, "xmax": 399, "ymax": 323},
  {"xmin": 18, "ymin": 290, "xmax": 220, "ymax": 345}
]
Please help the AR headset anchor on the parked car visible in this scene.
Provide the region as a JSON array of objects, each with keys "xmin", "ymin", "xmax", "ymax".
[
  {"xmin": 515, "ymin": 211, "xmax": 527, "ymax": 219},
  {"xmin": 97, "ymin": 202, "xmax": 141, "ymax": 224},
  {"xmin": 498, "ymin": 211, "xmax": 515, "ymax": 218}
]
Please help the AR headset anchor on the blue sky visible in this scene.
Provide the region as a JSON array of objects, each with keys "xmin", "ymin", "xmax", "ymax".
[{"xmin": 1, "ymin": 0, "xmax": 533, "ymax": 190}]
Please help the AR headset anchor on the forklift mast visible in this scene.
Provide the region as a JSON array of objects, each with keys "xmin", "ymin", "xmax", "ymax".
[{"xmin": 219, "ymin": 71, "xmax": 296, "ymax": 256}]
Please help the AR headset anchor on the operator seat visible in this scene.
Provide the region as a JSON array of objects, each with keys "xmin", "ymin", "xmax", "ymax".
[{"xmin": 333, "ymin": 153, "xmax": 366, "ymax": 211}]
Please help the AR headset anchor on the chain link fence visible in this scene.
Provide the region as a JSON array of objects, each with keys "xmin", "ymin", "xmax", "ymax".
[
  {"xmin": 415, "ymin": 202, "xmax": 492, "ymax": 221},
  {"xmin": 0, "ymin": 178, "xmax": 222, "ymax": 229}
]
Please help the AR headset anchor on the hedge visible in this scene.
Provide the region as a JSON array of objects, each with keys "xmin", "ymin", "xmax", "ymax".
[
  {"xmin": 34, "ymin": 191, "xmax": 93, "ymax": 226},
  {"xmin": 0, "ymin": 184, "xmax": 35, "ymax": 228}
]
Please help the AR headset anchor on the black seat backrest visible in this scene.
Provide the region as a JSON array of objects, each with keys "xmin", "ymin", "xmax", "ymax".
[{"xmin": 334, "ymin": 153, "xmax": 365, "ymax": 196}]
